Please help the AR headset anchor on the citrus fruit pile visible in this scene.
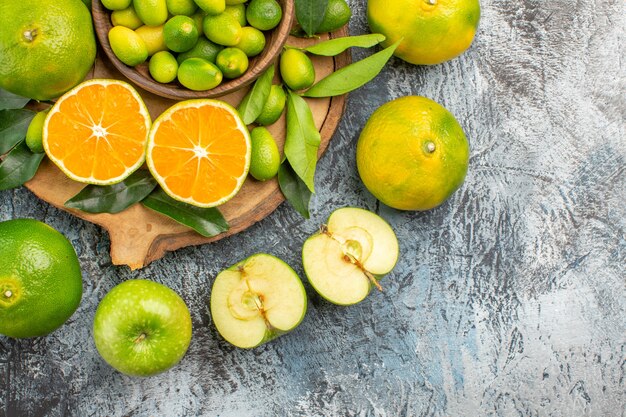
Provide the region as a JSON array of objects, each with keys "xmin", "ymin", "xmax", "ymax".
[
  {"xmin": 103, "ymin": 0, "xmax": 283, "ymax": 91},
  {"xmin": 0, "ymin": 0, "xmax": 96, "ymax": 101}
]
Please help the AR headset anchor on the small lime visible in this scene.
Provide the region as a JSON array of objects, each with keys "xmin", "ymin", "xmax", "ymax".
[
  {"xmin": 133, "ymin": 0, "xmax": 169, "ymax": 26},
  {"xmin": 215, "ymin": 47, "xmax": 248, "ymax": 78},
  {"xmin": 166, "ymin": 0, "xmax": 198, "ymax": 15},
  {"xmin": 163, "ymin": 15, "xmax": 199, "ymax": 52},
  {"xmin": 108, "ymin": 26, "xmax": 149, "ymax": 66},
  {"xmin": 176, "ymin": 37, "xmax": 223, "ymax": 64},
  {"xmin": 279, "ymin": 48, "xmax": 315, "ymax": 91},
  {"xmin": 135, "ymin": 25, "xmax": 168, "ymax": 56},
  {"xmin": 246, "ymin": 0, "xmax": 282, "ymax": 31},
  {"xmin": 178, "ymin": 57, "xmax": 223, "ymax": 90},
  {"xmin": 224, "ymin": 4, "xmax": 246, "ymax": 26},
  {"xmin": 111, "ymin": 5, "xmax": 144, "ymax": 29},
  {"xmin": 203, "ymin": 13, "xmax": 242, "ymax": 46},
  {"xmin": 255, "ymin": 84, "xmax": 285, "ymax": 126},
  {"xmin": 317, "ymin": 0, "xmax": 351, "ymax": 33},
  {"xmin": 194, "ymin": 0, "xmax": 225, "ymax": 15},
  {"xmin": 191, "ymin": 11, "xmax": 206, "ymax": 35},
  {"xmin": 235, "ymin": 26, "xmax": 266, "ymax": 57},
  {"xmin": 102, "ymin": 0, "xmax": 132, "ymax": 11},
  {"xmin": 249, "ymin": 127, "xmax": 280, "ymax": 181},
  {"xmin": 25, "ymin": 110, "xmax": 49, "ymax": 153},
  {"xmin": 150, "ymin": 51, "xmax": 179, "ymax": 83}
]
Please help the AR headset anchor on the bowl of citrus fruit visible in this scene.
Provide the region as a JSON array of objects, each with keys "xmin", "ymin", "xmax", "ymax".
[{"xmin": 92, "ymin": 0, "xmax": 294, "ymax": 99}]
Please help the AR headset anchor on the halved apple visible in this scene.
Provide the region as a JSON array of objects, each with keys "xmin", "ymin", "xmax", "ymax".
[
  {"xmin": 210, "ymin": 253, "xmax": 307, "ymax": 348},
  {"xmin": 302, "ymin": 207, "xmax": 399, "ymax": 305}
]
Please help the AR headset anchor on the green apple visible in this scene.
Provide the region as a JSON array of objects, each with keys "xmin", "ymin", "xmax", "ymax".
[
  {"xmin": 93, "ymin": 279, "xmax": 192, "ymax": 377},
  {"xmin": 210, "ymin": 253, "xmax": 307, "ymax": 349},
  {"xmin": 302, "ymin": 207, "xmax": 399, "ymax": 305}
]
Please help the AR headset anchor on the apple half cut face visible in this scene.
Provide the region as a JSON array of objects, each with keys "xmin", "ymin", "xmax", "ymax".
[
  {"xmin": 210, "ymin": 253, "xmax": 307, "ymax": 349},
  {"xmin": 302, "ymin": 207, "xmax": 399, "ymax": 305}
]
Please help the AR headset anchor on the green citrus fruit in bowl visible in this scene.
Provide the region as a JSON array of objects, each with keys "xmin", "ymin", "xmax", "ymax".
[
  {"xmin": 0, "ymin": 0, "xmax": 96, "ymax": 101},
  {"xmin": 356, "ymin": 96, "xmax": 469, "ymax": 211},
  {"xmin": 367, "ymin": 0, "xmax": 480, "ymax": 65},
  {"xmin": 0, "ymin": 219, "xmax": 83, "ymax": 339}
]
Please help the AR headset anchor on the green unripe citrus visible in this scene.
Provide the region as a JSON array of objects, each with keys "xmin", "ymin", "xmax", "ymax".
[
  {"xmin": 249, "ymin": 127, "xmax": 280, "ymax": 181},
  {"xmin": 108, "ymin": 25, "xmax": 149, "ymax": 66},
  {"xmin": 279, "ymin": 48, "xmax": 315, "ymax": 91},
  {"xmin": 255, "ymin": 84, "xmax": 286, "ymax": 126}
]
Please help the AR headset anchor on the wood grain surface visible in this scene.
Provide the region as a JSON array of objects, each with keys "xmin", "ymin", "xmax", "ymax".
[{"xmin": 1, "ymin": 1, "xmax": 624, "ymax": 416}]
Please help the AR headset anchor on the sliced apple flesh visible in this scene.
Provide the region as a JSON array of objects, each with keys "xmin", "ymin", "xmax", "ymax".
[
  {"xmin": 210, "ymin": 253, "xmax": 307, "ymax": 349},
  {"xmin": 302, "ymin": 207, "xmax": 399, "ymax": 305}
]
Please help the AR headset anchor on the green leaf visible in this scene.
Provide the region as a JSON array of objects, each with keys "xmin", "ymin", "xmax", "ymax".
[
  {"xmin": 295, "ymin": 0, "xmax": 328, "ymax": 37},
  {"xmin": 284, "ymin": 90, "xmax": 320, "ymax": 192},
  {"xmin": 237, "ymin": 65, "xmax": 274, "ymax": 125},
  {"xmin": 0, "ymin": 89, "xmax": 30, "ymax": 110},
  {"xmin": 0, "ymin": 109, "xmax": 36, "ymax": 154},
  {"xmin": 303, "ymin": 34, "xmax": 386, "ymax": 56},
  {"xmin": 65, "ymin": 170, "xmax": 158, "ymax": 214},
  {"xmin": 302, "ymin": 40, "xmax": 401, "ymax": 98},
  {"xmin": 0, "ymin": 141, "xmax": 45, "ymax": 191},
  {"xmin": 142, "ymin": 188, "xmax": 229, "ymax": 237},
  {"xmin": 278, "ymin": 159, "xmax": 311, "ymax": 218}
]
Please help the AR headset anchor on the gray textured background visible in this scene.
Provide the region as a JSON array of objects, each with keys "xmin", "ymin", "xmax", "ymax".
[{"xmin": 1, "ymin": 0, "xmax": 625, "ymax": 416}]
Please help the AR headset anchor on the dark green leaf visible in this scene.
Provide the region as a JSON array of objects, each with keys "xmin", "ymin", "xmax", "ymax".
[
  {"xmin": 302, "ymin": 40, "xmax": 401, "ymax": 98},
  {"xmin": 237, "ymin": 65, "xmax": 274, "ymax": 125},
  {"xmin": 0, "ymin": 109, "xmax": 35, "ymax": 154},
  {"xmin": 295, "ymin": 0, "xmax": 328, "ymax": 37},
  {"xmin": 0, "ymin": 89, "xmax": 30, "ymax": 110},
  {"xmin": 65, "ymin": 170, "xmax": 158, "ymax": 214},
  {"xmin": 303, "ymin": 34, "xmax": 386, "ymax": 56},
  {"xmin": 284, "ymin": 90, "xmax": 320, "ymax": 192},
  {"xmin": 278, "ymin": 159, "xmax": 311, "ymax": 218},
  {"xmin": 142, "ymin": 188, "xmax": 229, "ymax": 237},
  {"xmin": 0, "ymin": 141, "xmax": 45, "ymax": 190}
]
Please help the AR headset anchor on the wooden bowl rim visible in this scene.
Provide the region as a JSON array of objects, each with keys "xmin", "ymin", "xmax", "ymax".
[{"xmin": 92, "ymin": 0, "xmax": 295, "ymax": 100}]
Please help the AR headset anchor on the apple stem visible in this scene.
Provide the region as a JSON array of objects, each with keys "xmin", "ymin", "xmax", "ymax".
[
  {"xmin": 364, "ymin": 270, "xmax": 383, "ymax": 292},
  {"xmin": 134, "ymin": 333, "xmax": 147, "ymax": 343}
]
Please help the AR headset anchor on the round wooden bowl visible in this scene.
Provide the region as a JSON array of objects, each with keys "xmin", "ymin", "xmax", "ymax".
[{"xmin": 92, "ymin": 0, "xmax": 294, "ymax": 100}]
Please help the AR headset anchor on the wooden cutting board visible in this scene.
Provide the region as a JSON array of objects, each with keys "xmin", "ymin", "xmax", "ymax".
[{"xmin": 24, "ymin": 30, "xmax": 350, "ymax": 270}]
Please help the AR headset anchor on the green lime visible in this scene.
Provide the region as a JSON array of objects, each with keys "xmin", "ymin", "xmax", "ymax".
[
  {"xmin": 102, "ymin": 0, "xmax": 132, "ymax": 10},
  {"xmin": 166, "ymin": 0, "xmax": 198, "ymax": 15},
  {"xmin": 235, "ymin": 26, "xmax": 265, "ymax": 57},
  {"xmin": 317, "ymin": 0, "xmax": 351, "ymax": 33},
  {"xmin": 25, "ymin": 110, "xmax": 49, "ymax": 153},
  {"xmin": 108, "ymin": 26, "xmax": 149, "ymax": 66},
  {"xmin": 176, "ymin": 37, "xmax": 223, "ymax": 64},
  {"xmin": 150, "ymin": 50, "xmax": 179, "ymax": 83},
  {"xmin": 215, "ymin": 47, "xmax": 248, "ymax": 78},
  {"xmin": 224, "ymin": 3, "xmax": 246, "ymax": 26},
  {"xmin": 279, "ymin": 48, "xmax": 315, "ymax": 90},
  {"xmin": 111, "ymin": 5, "xmax": 144, "ymax": 30},
  {"xmin": 178, "ymin": 57, "xmax": 223, "ymax": 90},
  {"xmin": 249, "ymin": 127, "xmax": 280, "ymax": 181},
  {"xmin": 135, "ymin": 25, "xmax": 168, "ymax": 56},
  {"xmin": 133, "ymin": 0, "xmax": 169, "ymax": 26},
  {"xmin": 246, "ymin": 0, "xmax": 282, "ymax": 31},
  {"xmin": 0, "ymin": 219, "xmax": 82, "ymax": 338},
  {"xmin": 225, "ymin": 0, "xmax": 246, "ymax": 4},
  {"xmin": 194, "ymin": 0, "xmax": 225, "ymax": 15},
  {"xmin": 163, "ymin": 15, "xmax": 199, "ymax": 52},
  {"xmin": 255, "ymin": 84, "xmax": 285, "ymax": 126},
  {"xmin": 203, "ymin": 13, "xmax": 242, "ymax": 46},
  {"xmin": 255, "ymin": 84, "xmax": 287, "ymax": 126},
  {"xmin": 191, "ymin": 11, "xmax": 206, "ymax": 35}
]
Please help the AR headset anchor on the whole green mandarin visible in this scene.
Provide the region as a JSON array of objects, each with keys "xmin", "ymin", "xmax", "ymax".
[
  {"xmin": 163, "ymin": 15, "xmax": 199, "ymax": 52},
  {"xmin": 203, "ymin": 13, "xmax": 242, "ymax": 46},
  {"xmin": 194, "ymin": 0, "xmax": 225, "ymax": 15},
  {"xmin": 166, "ymin": 0, "xmax": 198, "ymax": 15},
  {"xmin": 235, "ymin": 26, "xmax": 265, "ymax": 57},
  {"xmin": 279, "ymin": 48, "xmax": 315, "ymax": 91},
  {"xmin": 133, "ymin": 0, "xmax": 168, "ymax": 26},
  {"xmin": 150, "ymin": 51, "xmax": 179, "ymax": 83},
  {"xmin": 25, "ymin": 110, "xmax": 49, "ymax": 153},
  {"xmin": 111, "ymin": 5, "xmax": 144, "ymax": 29},
  {"xmin": 255, "ymin": 84, "xmax": 285, "ymax": 126},
  {"xmin": 249, "ymin": 127, "xmax": 280, "ymax": 181},
  {"xmin": 215, "ymin": 47, "xmax": 248, "ymax": 78},
  {"xmin": 224, "ymin": 3, "xmax": 246, "ymax": 26},
  {"xmin": 108, "ymin": 25, "xmax": 149, "ymax": 66},
  {"xmin": 246, "ymin": 0, "xmax": 282, "ymax": 31},
  {"xmin": 176, "ymin": 37, "xmax": 223, "ymax": 64}
]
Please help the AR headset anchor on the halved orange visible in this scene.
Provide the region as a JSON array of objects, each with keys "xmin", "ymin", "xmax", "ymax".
[
  {"xmin": 43, "ymin": 79, "xmax": 151, "ymax": 185},
  {"xmin": 146, "ymin": 99, "xmax": 251, "ymax": 208}
]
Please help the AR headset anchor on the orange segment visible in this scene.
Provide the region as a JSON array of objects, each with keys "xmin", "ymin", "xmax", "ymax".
[
  {"xmin": 43, "ymin": 79, "xmax": 151, "ymax": 185},
  {"xmin": 147, "ymin": 99, "xmax": 251, "ymax": 208}
]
